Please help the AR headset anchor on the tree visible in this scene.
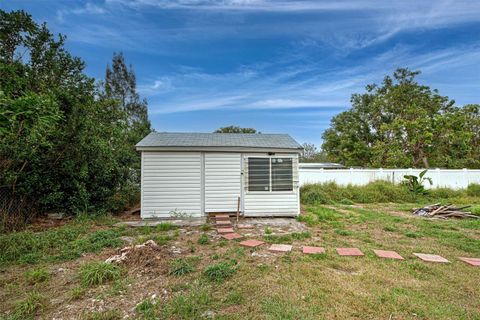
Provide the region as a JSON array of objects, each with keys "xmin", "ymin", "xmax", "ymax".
[
  {"xmin": 214, "ymin": 126, "xmax": 257, "ymax": 133},
  {"xmin": 322, "ymin": 68, "xmax": 479, "ymax": 168},
  {"xmin": 0, "ymin": 10, "xmax": 143, "ymax": 228},
  {"xmin": 103, "ymin": 52, "xmax": 151, "ymax": 147},
  {"xmin": 300, "ymin": 143, "xmax": 329, "ymax": 163}
]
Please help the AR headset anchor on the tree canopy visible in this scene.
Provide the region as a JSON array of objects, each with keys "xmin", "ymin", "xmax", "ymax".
[
  {"xmin": 214, "ymin": 126, "xmax": 258, "ymax": 133},
  {"xmin": 322, "ymin": 68, "xmax": 479, "ymax": 168},
  {"xmin": 0, "ymin": 10, "xmax": 151, "ymax": 228},
  {"xmin": 300, "ymin": 143, "xmax": 329, "ymax": 163}
]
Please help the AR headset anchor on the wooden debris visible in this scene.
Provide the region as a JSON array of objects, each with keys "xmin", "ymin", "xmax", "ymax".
[{"xmin": 412, "ymin": 204, "xmax": 478, "ymax": 219}]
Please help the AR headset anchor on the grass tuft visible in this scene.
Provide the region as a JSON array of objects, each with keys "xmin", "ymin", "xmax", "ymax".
[
  {"xmin": 24, "ymin": 267, "xmax": 49, "ymax": 285},
  {"xmin": 79, "ymin": 261, "xmax": 121, "ymax": 287},
  {"xmin": 203, "ymin": 262, "xmax": 236, "ymax": 282},
  {"xmin": 11, "ymin": 291, "xmax": 44, "ymax": 320},
  {"xmin": 169, "ymin": 257, "xmax": 200, "ymax": 276},
  {"xmin": 197, "ymin": 234, "xmax": 209, "ymax": 245}
]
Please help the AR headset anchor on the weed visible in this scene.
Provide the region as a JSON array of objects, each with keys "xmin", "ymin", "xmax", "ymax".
[
  {"xmin": 383, "ymin": 225, "xmax": 398, "ymax": 232},
  {"xmin": 404, "ymin": 231, "xmax": 423, "ymax": 238},
  {"xmin": 169, "ymin": 257, "xmax": 200, "ymax": 276},
  {"xmin": 339, "ymin": 198, "xmax": 354, "ymax": 205},
  {"xmin": 79, "ymin": 261, "xmax": 121, "ymax": 286},
  {"xmin": 24, "ymin": 267, "xmax": 49, "ymax": 285},
  {"xmin": 162, "ymin": 285, "xmax": 212, "ymax": 318},
  {"xmin": 69, "ymin": 286, "xmax": 86, "ymax": 300},
  {"xmin": 156, "ymin": 222, "xmax": 176, "ymax": 231},
  {"xmin": 223, "ymin": 290, "xmax": 244, "ymax": 305},
  {"xmin": 83, "ymin": 310, "xmax": 122, "ymax": 320},
  {"xmin": 335, "ymin": 229, "xmax": 353, "ymax": 236},
  {"xmin": 197, "ymin": 234, "xmax": 209, "ymax": 245},
  {"xmin": 264, "ymin": 227, "xmax": 273, "ymax": 235},
  {"xmin": 135, "ymin": 299, "xmax": 159, "ymax": 319},
  {"xmin": 204, "ymin": 262, "xmax": 236, "ymax": 282},
  {"xmin": 11, "ymin": 291, "xmax": 44, "ymax": 320},
  {"xmin": 200, "ymin": 224, "xmax": 212, "ymax": 231}
]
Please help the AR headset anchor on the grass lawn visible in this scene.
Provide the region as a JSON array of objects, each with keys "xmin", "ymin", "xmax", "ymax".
[{"xmin": 1, "ymin": 203, "xmax": 479, "ymax": 319}]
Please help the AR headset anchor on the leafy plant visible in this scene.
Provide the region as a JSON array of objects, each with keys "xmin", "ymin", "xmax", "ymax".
[
  {"xmin": 24, "ymin": 267, "xmax": 49, "ymax": 285},
  {"xmin": 402, "ymin": 169, "xmax": 432, "ymax": 195},
  {"xmin": 197, "ymin": 234, "xmax": 209, "ymax": 245},
  {"xmin": 169, "ymin": 257, "xmax": 199, "ymax": 276}
]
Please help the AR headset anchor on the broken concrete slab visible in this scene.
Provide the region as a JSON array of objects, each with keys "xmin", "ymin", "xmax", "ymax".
[
  {"xmin": 114, "ymin": 218, "xmax": 206, "ymax": 228},
  {"xmin": 458, "ymin": 257, "xmax": 480, "ymax": 266},
  {"xmin": 336, "ymin": 248, "xmax": 364, "ymax": 256},
  {"xmin": 413, "ymin": 253, "xmax": 449, "ymax": 263},
  {"xmin": 302, "ymin": 246, "xmax": 325, "ymax": 255},
  {"xmin": 269, "ymin": 244, "xmax": 292, "ymax": 252},
  {"xmin": 239, "ymin": 239, "xmax": 265, "ymax": 248},
  {"xmin": 217, "ymin": 227, "xmax": 234, "ymax": 234},
  {"xmin": 221, "ymin": 233, "xmax": 243, "ymax": 240},
  {"xmin": 237, "ymin": 224, "xmax": 254, "ymax": 229},
  {"xmin": 373, "ymin": 250, "xmax": 404, "ymax": 260}
]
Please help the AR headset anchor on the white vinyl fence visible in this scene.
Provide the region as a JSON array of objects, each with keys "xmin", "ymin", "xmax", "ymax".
[{"xmin": 299, "ymin": 167, "xmax": 480, "ymax": 190}]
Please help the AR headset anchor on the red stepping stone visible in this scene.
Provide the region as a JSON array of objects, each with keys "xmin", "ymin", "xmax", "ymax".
[
  {"xmin": 217, "ymin": 227, "xmax": 234, "ymax": 234},
  {"xmin": 336, "ymin": 248, "xmax": 364, "ymax": 256},
  {"xmin": 269, "ymin": 244, "xmax": 292, "ymax": 253},
  {"xmin": 302, "ymin": 246, "xmax": 325, "ymax": 255},
  {"xmin": 214, "ymin": 214, "xmax": 230, "ymax": 220},
  {"xmin": 458, "ymin": 257, "xmax": 480, "ymax": 266},
  {"xmin": 237, "ymin": 224, "xmax": 254, "ymax": 229},
  {"xmin": 215, "ymin": 220, "xmax": 232, "ymax": 226},
  {"xmin": 373, "ymin": 250, "xmax": 404, "ymax": 260},
  {"xmin": 239, "ymin": 239, "xmax": 265, "ymax": 248},
  {"xmin": 413, "ymin": 253, "xmax": 449, "ymax": 263},
  {"xmin": 221, "ymin": 233, "xmax": 243, "ymax": 240}
]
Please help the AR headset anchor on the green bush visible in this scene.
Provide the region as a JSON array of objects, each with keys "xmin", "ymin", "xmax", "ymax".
[
  {"xmin": 467, "ymin": 184, "xmax": 480, "ymax": 197},
  {"xmin": 300, "ymin": 181, "xmax": 479, "ymax": 205},
  {"xmin": 203, "ymin": 263, "xmax": 236, "ymax": 282},
  {"xmin": 79, "ymin": 262, "xmax": 121, "ymax": 287}
]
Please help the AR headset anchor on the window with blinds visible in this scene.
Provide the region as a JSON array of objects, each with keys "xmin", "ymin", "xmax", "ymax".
[{"xmin": 247, "ymin": 157, "xmax": 293, "ymax": 192}]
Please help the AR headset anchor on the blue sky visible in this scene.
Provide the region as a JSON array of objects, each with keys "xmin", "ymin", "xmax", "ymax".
[{"xmin": 3, "ymin": 0, "xmax": 480, "ymax": 146}]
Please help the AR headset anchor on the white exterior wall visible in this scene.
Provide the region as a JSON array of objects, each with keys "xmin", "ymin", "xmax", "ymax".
[
  {"xmin": 140, "ymin": 151, "xmax": 301, "ymax": 218},
  {"xmin": 204, "ymin": 153, "xmax": 241, "ymax": 212},
  {"xmin": 243, "ymin": 153, "xmax": 300, "ymax": 217},
  {"xmin": 299, "ymin": 168, "xmax": 480, "ymax": 190},
  {"xmin": 141, "ymin": 152, "xmax": 202, "ymax": 218}
]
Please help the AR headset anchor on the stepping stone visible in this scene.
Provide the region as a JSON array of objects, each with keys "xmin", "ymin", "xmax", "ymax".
[
  {"xmin": 221, "ymin": 233, "xmax": 243, "ymax": 240},
  {"xmin": 239, "ymin": 239, "xmax": 265, "ymax": 248},
  {"xmin": 217, "ymin": 227, "xmax": 234, "ymax": 234},
  {"xmin": 336, "ymin": 248, "xmax": 364, "ymax": 256},
  {"xmin": 237, "ymin": 224, "xmax": 254, "ymax": 229},
  {"xmin": 269, "ymin": 244, "xmax": 292, "ymax": 253},
  {"xmin": 215, "ymin": 220, "xmax": 232, "ymax": 226},
  {"xmin": 458, "ymin": 257, "xmax": 480, "ymax": 266},
  {"xmin": 413, "ymin": 253, "xmax": 449, "ymax": 263},
  {"xmin": 373, "ymin": 250, "xmax": 404, "ymax": 260},
  {"xmin": 213, "ymin": 214, "xmax": 230, "ymax": 220},
  {"xmin": 302, "ymin": 246, "xmax": 325, "ymax": 255}
]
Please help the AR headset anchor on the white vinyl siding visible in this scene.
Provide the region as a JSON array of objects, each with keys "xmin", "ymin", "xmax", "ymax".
[
  {"xmin": 141, "ymin": 152, "xmax": 201, "ymax": 218},
  {"xmin": 204, "ymin": 153, "xmax": 241, "ymax": 212},
  {"xmin": 243, "ymin": 153, "xmax": 300, "ymax": 216}
]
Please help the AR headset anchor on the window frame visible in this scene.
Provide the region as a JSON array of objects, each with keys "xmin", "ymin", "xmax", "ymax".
[{"xmin": 246, "ymin": 156, "xmax": 295, "ymax": 193}]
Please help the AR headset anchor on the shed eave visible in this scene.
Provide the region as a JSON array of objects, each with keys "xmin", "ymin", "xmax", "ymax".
[{"xmin": 136, "ymin": 146, "xmax": 303, "ymax": 154}]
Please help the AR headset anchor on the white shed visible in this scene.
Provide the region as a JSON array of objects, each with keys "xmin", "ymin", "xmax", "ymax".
[{"xmin": 136, "ymin": 132, "xmax": 303, "ymax": 218}]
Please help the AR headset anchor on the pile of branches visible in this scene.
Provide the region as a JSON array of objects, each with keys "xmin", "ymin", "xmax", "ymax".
[{"xmin": 412, "ymin": 203, "xmax": 479, "ymax": 219}]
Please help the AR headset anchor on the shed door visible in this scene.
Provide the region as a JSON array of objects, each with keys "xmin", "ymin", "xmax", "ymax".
[{"xmin": 204, "ymin": 153, "xmax": 241, "ymax": 212}]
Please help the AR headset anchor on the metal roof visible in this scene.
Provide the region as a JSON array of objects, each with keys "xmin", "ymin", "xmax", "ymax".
[{"xmin": 136, "ymin": 132, "xmax": 303, "ymax": 151}]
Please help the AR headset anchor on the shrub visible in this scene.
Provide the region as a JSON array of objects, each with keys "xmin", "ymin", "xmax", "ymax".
[
  {"xmin": 79, "ymin": 262, "xmax": 121, "ymax": 286},
  {"xmin": 204, "ymin": 263, "xmax": 236, "ymax": 282},
  {"xmin": 467, "ymin": 184, "xmax": 480, "ymax": 197},
  {"xmin": 169, "ymin": 257, "xmax": 199, "ymax": 276},
  {"xmin": 197, "ymin": 234, "xmax": 209, "ymax": 245},
  {"xmin": 24, "ymin": 267, "xmax": 49, "ymax": 285}
]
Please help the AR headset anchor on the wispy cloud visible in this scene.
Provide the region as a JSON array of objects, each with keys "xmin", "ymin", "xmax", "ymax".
[{"xmin": 57, "ymin": 3, "xmax": 106, "ymax": 22}]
